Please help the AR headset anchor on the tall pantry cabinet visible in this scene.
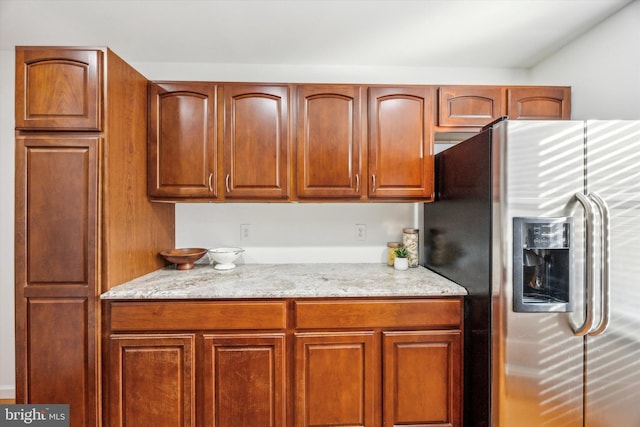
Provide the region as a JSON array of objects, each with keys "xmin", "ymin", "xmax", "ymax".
[{"xmin": 14, "ymin": 47, "xmax": 175, "ymax": 427}]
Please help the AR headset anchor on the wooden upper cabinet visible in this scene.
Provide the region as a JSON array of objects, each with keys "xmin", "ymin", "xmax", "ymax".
[
  {"xmin": 148, "ymin": 82, "xmax": 217, "ymax": 199},
  {"xmin": 223, "ymin": 84, "xmax": 290, "ymax": 199},
  {"xmin": 296, "ymin": 85, "xmax": 364, "ymax": 199},
  {"xmin": 16, "ymin": 47, "xmax": 103, "ymax": 130},
  {"xmin": 368, "ymin": 86, "xmax": 435, "ymax": 200},
  {"xmin": 507, "ymin": 86, "xmax": 571, "ymax": 120},
  {"xmin": 438, "ymin": 85, "xmax": 504, "ymax": 128},
  {"xmin": 438, "ymin": 85, "xmax": 571, "ymax": 128}
]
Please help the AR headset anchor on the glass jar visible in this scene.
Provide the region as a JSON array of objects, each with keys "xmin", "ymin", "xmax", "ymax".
[
  {"xmin": 402, "ymin": 228, "xmax": 419, "ymax": 268},
  {"xmin": 387, "ymin": 242, "xmax": 403, "ymax": 266}
]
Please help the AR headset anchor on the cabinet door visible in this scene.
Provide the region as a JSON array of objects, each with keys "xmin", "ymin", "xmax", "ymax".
[
  {"xmin": 14, "ymin": 136, "xmax": 100, "ymax": 427},
  {"xmin": 148, "ymin": 82, "xmax": 217, "ymax": 199},
  {"xmin": 368, "ymin": 86, "xmax": 435, "ymax": 200},
  {"xmin": 223, "ymin": 84, "xmax": 290, "ymax": 199},
  {"xmin": 438, "ymin": 86, "xmax": 504, "ymax": 128},
  {"xmin": 383, "ymin": 331, "xmax": 462, "ymax": 427},
  {"xmin": 295, "ymin": 332, "xmax": 376, "ymax": 427},
  {"xmin": 296, "ymin": 85, "xmax": 364, "ymax": 199},
  {"xmin": 15, "ymin": 47, "xmax": 103, "ymax": 130},
  {"xmin": 107, "ymin": 334, "xmax": 196, "ymax": 427},
  {"xmin": 507, "ymin": 86, "xmax": 571, "ymax": 120},
  {"xmin": 203, "ymin": 334, "xmax": 286, "ymax": 427}
]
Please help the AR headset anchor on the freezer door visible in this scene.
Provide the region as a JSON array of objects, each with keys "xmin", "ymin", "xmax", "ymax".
[
  {"xmin": 585, "ymin": 120, "xmax": 640, "ymax": 427},
  {"xmin": 494, "ymin": 121, "xmax": 586, "ymax": 427}
]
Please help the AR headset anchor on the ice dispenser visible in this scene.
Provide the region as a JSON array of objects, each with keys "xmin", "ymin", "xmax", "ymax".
[{"xmin": 513, "ymin": 217, "xmax": 573, "ymax": 312}]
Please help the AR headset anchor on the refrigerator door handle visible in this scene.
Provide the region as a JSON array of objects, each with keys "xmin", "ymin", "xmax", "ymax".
[
  {"xmin": 588, "ymin": 192, "xmax": 611, "ymax": 336},
  {"xmin": 572, "ymin": 192, "xmax": 598, "ymax": 336}
]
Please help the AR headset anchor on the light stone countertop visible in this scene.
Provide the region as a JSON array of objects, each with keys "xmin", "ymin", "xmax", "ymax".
[{"xmin": 101, "ymin": 263, "xmax": 467, "ymax": 299}]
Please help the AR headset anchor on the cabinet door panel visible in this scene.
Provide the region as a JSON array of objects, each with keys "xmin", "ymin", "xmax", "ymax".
[
  {"xmin": 148, "ymin": 82, "xmax": 217, "ymax": 198},
  {"xmin": 368, "ymin": 87, "xmax": 434, "ymax": 199},
  {"xmin": 27, "ymin": 298, "xmax": 91, "ymax": 427},
  {"xmin": 295, "ymin": 332, "xmax": 376, "ymax": 427},
  {"xmin": 108, "ymin": 335, "xmax": 195, "ymax": 427},
  {"xmin": 296, "ymin": 85, "xmax": 364, "ymax": 198},
  {"xmin": 383, "ymin": 331, "xmax": 462, "ymax": 427},
  {"xmin": 17, "ymin": 138, "xmax": 98, "ymax": 285},
  {"xmin": 507, "ymin": 87, "xmax": 571, "ymax": 120},
  {"xmin": 203, "ymin": 334, "xmax": 286, "ymax": 427},
  {"xmin": 223, "ymin": 85, "xmax": 290, "ymax": 199},
  {"xmin": 15, "ymin": 48, "xmax": 102, "ymax": 130},
  {"xmin": 438, "ymin": 86, "xmax": 504, "ymax": 127}
]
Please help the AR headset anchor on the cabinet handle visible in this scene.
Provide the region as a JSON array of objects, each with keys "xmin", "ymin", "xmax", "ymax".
[
  {"xmin": 371, "ymin": 174, "xmax": 376, "ymax": 193},
  {"xmin": 225, "ymin": 174, "xmax": 231, "ymax": 193},
  {"xmin": 208, "ymin": 173, "xmax": 214, "ymax": 192},
  {"xmin": 355, "ymin": 174, "xmax": 360, "ymax": 193}
]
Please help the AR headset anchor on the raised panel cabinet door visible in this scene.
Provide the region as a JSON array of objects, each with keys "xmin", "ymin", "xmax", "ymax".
[
  {"xmin": 24, "ymin": 298, "xmax": 93, "ymax": 427},
  {"xmin": 14, "ymin": 136, "xmax": 100, "ymax": 427},
  {"xmin": 108, "ymin": 334, "xmax": 196, "ymax": 427},
  {"xmin": 507, "ymin": 86, "xmax": 571, "ymax": 120},
  {"xmin": 202, "ymin": 334, "xmax": 286, "ymax": 427},
  {"xmin": 15, "ymin": 136, "xmax": 99, "ymax": 285},
  {"xmin": 148, "ymin": 82, "xmax": 217, "ymax": 198},
  {"xmin": 296, "ymin": 85, "xmax": 364, "ymax": 199},
  {"xmin": 383, "ymin": 331, "xmax": 463, "ymax": 427},
  {"xmin": 15, "ymin": 47, "xmax": 103, "ymax": 130},
  {"xmin": 438, "ymin": 86, "xmax": 505, "ymax": 128},
  {"xmin": 223, "ymin": 84, "xmax": 290, "ymax": 199},
  {"xmin": 294, "ymin": 332, "xmax": 376, "ymax": 427},
  {"xmin": 368, "ymin": 86, "xmax": 435, "ymax": 200}
]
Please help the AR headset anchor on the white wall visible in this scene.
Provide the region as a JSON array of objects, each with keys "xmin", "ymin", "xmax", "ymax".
[
  {"xmin": 0, "ymin": 49, "xmax": 16, "ymax": 399},
  {"xmin": 529, "ymin": 0, "xmax": 640, "ymax": 119},
  {"xmin": 174, "ymin": 203, "xmax": 418, "ymax": 264},
  {"xmin": 1, "ymin": 0, "xmax": 638, "ymax": 400}
]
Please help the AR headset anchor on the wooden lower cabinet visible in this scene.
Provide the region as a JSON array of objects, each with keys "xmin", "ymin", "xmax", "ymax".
[
  {"xmin": 383, "ymin": 331, "xmax": 462, "ymax": 427},
  {"xmin": 107, "ymin": 334, "xmax": 196, "ymax": 427},
  {"xmin": 104, "ymin": 298, "xmax": 463, "ymax": 427},
  {"xmin": 295, "ymin": 332, "xmax": 376, "ymax": 427},
  {"xmin": 203, "ymin": 334, "xmax": 287, "ymax": 427}
]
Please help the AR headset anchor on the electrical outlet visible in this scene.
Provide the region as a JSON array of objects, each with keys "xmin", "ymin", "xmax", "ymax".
[
  {"xmin": 240, "ymin": 224, "xmax": 251, "ymax": 241},
  {"xmin": 355, "ymin": 224, "xmax": 366, "ymax": 241}
]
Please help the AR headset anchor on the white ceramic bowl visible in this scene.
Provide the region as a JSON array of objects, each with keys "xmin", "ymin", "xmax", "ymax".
[{"xmin": 208, "ymin": 247, "xmax": 245, "ymax": 270}]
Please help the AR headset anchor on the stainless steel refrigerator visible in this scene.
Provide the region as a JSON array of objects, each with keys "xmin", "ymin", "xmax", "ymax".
[{"xmin": 424, "ymin": 120, "xmax": 640, "ymax": 427}]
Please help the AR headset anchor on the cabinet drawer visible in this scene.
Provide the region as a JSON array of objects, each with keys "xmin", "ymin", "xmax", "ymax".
[
  {"xmin": 294, "ymin": 298, "xmax": 462, "ymax": 329},
  {"xmin": 109, "ymin": 301, "xmax": 286, "ymax": 331}
]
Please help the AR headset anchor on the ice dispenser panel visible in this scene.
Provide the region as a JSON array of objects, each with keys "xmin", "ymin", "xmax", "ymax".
[{"xmin": 513, "ymin": 217, "xmax": 573, "ymax": 312}]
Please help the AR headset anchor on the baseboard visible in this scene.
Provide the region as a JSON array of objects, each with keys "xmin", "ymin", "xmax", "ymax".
[{"xmin": 0, "ymin": 387, "xmax": 15, "ymax": 400}]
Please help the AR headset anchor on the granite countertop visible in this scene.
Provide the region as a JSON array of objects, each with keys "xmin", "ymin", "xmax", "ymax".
[{"xmin": 101, "ymin": 263, "xmax": 466, "ymax": 299}]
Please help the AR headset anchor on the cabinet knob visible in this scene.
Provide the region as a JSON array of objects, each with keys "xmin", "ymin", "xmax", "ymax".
[
  {"xmin": 208, "ymin": 173, "xmax": 214, "ymax": 192},
  {"xmin": 225, "ymin": 174, "xmax": 231, "ymax": 193},
  {"xmin": 371, "ymin": 174, "xmax": 376, "ymax": 193},
  {"xmin": 355, "ymin": 174, "xmax": 360, "ymax": 193}
]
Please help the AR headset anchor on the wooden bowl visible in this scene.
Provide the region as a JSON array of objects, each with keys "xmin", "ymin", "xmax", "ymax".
[{"xmin": 160, "ymin": 248, "xmax": 208, "ymax": 270}]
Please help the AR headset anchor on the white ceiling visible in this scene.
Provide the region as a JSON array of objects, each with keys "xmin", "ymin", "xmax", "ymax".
[{"xmin": 0, "ymin": 0, "xmax": 634, "ymax": 68}]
